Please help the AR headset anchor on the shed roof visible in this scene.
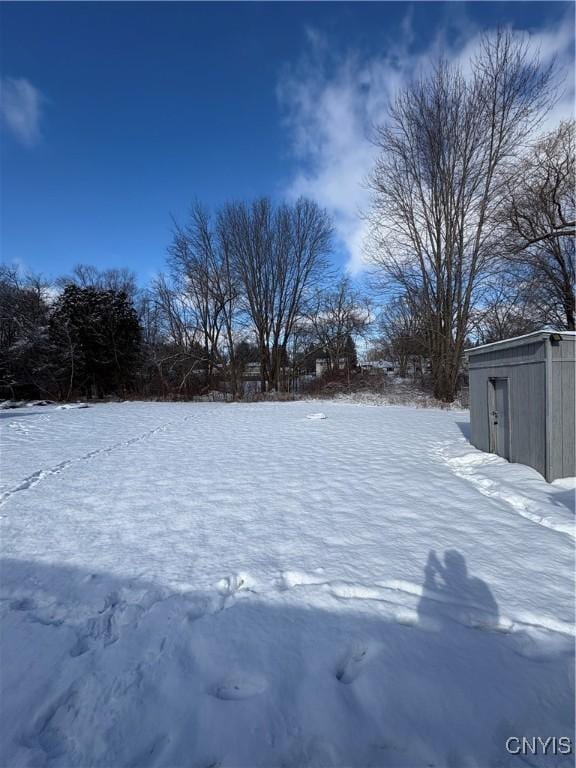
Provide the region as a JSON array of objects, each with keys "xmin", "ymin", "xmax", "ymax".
[{"xmin": 465, "ymin": 329, "xmax": 576, "ymax": 355}]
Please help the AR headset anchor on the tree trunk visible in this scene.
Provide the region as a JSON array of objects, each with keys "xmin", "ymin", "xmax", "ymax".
[{"xmin": 565, "ymin": 289, "xmax": 575, "ymax": 331}]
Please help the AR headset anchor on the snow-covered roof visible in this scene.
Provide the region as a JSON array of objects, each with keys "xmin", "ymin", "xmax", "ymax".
[{"xmin": 465, "ymin": 329, "xmax": 576, "ymax": 354}]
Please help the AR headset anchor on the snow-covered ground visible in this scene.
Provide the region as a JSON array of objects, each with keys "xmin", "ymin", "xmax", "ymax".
[{"xmin": 1, "ymin": 401, "xmax": 574, "ymax": 768}]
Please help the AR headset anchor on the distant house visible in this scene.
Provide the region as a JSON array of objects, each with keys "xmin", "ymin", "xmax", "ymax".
[
  {"xmin": 237, "ymin": 363, "xmax": 261, "ymax": 395},
  {"xmin": 240, "ymin": 362, "xmax": 313, "ymax": 394},
  {"xmin": 315, "ymin": 357, "xmax": 349, "ymax": 377},
  {"xmin": 241, "ymin": 362, "xmax": 261, "ymax": 380},
  {"xmin": 361, "ymin": 360, "xmax": 395, "ymax": 375},
  {"xmin": 466, "ymin": 330, "xmax": 575, "ymax": 482}
]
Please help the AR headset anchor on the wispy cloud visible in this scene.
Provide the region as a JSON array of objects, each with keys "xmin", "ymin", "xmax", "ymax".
[
  {"xmin": 0, "ymin": 77, "xmax": 44, "ymax": 147},
  {"xmin": 278, "ymin": 12, "xmax": 575, "ymax": 275}
]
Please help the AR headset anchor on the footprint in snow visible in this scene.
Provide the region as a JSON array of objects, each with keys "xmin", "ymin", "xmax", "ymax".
[
  {"xmin": 208, "ymin": 675, "xmax": 267, "ymax": 700},
  {"xmin": 126, "ymin": 734, "xmax": 169, "ymax": 768},
  {"xmin": 335, "ymin": 643, "xmax": 378, "ymax": 684},
  {"xmin": 69, "ymin": 592, "xmax": 123, "ymax": 657},
  {"xmin": 25, "ymin": 686, "xmax": 80, "ymax": 760},
  {"xmin": 10, "ymin": 597, "xmax": 36, "ymax": 612},
  {"xmin": 216, "ymin": 573, "xmax": 256, "ymax": 596},
  {"xmin": 185, "ymin": 595, "xmax": 212, "ymax": 623}
]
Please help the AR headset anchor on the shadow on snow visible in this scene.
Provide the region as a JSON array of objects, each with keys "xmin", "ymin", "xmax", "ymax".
[
  {"xmin": 0, "ymin": 553, "xmax": 573, "ymax": 768},
  {"xmin": 455, "ymin": 421, "xmax": 471, "ymax": 442}
]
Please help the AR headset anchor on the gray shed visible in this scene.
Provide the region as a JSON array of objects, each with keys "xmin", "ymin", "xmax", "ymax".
[{"xmin": 466, "ymin": 330, "xmax": 576, "ymax": 482}]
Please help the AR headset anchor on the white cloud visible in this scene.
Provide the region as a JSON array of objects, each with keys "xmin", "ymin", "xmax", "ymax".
[
  {"xmin": 278, "ymin": 12, "xmax": 575, "ymax": 275},
  {"xmin": 0, "ymin": 77, "xmax": 44, "ymax": 147},
  {"xmin": 524, "ymin": 21, "xmax": 575, "ymax": 134}
]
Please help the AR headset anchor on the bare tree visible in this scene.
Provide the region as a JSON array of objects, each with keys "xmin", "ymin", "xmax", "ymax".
[
  {"xmin": 136, "ymin": 286, "xmax": 183, "ymax": 398},
  {"xmin": 469, "ymin": 269, "xmax": 539, "ymax": 343},
  {"xmin": 223, "ymin": 197, "xmax": 332, "ymax": 392},
  {"xmin": 168, "ymin": 203, "xmax": 242, "ymax": 394},
  {"xmin": 305, "ymin": 277, "xmax": 371, "ymax": 373},
  {"xmin": 214, "ymin": 208, "xmax": 244, "ymax": 397},
  {"xmin": 222, "ymin": 198, "xmax": 274, "ymax": 392},
  {"xmin": 170, "ymin": 206, "xmax": 223, "ymax": 383},
  {"xmin": 366, "ymin": 30, "xmax": 554, "ymax": 401},
  {"xmin": 148, "ymin": 274, "xmax": 209, "ymax": 396},
  {"xmin": 501, "ymin": 120, "xmax": 575, "ymax": 329},
  {"xmin": 58, "ymin": 264, "xmax": 139, "ymax": 301},
  {"xmin": 378, "ymin": 294, "xmax": 426, "ymax": 378}
]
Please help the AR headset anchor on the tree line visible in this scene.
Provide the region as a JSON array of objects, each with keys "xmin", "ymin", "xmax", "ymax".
[
  {"xmin": 1, "ymin": 31, "xmax": 573, "ymax": 404},
  {"xmin": 0, "ymin": 199, "xmax": 370, "ymax": 402}
]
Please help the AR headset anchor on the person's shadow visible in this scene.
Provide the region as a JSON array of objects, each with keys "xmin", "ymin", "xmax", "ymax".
[{"xmin": 418, "ymin": 549, "xmax": 499, "ymax": 631}]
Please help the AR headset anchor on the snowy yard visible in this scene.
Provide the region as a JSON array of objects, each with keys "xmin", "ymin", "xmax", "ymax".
[{"xmin": 1, "ymin": 401, "xmax": 574, "ymax": 768}]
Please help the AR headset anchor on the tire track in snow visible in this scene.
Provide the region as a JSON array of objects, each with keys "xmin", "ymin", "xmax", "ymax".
[{"xmin": 0, "ymin": 416, "xmax": 194, "ymax": 509}]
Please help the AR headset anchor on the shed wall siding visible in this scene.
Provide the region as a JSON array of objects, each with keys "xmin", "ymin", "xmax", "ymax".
[
  {"xmin": 551, "ymin": 337, "xmax": 576, "ymax": 480},
  {"xmin": 469, "ymin": 356, "xmax": 547, "ymax": 478},
  {"xmin": 469, "ymin": 335, "xmax": 575, "ymax": 482},
  {"xmin": 470, "ymin": 341, "xmax": 545, "ymax": 368}
]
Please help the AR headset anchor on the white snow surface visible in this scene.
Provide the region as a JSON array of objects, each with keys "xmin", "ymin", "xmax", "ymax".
[{"xmin": 1, "ymin": 401, "xmax": 574, "ymax": 768}]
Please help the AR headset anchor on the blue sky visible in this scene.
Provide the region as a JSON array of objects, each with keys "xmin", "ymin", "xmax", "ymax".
[{"xmin": 1, "ymin": 2, "xmax": 574, "ymax": 284}]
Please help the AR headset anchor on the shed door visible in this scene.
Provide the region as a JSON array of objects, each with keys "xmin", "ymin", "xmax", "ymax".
[{"xmin": 489, "ymin": 378, "xmax": 510, "ymax": 460}]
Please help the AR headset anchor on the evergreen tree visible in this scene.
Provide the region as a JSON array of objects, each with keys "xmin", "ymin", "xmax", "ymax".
[
  {"xmin": 50, "ymin": 285, "xmax": 141, "ymax": 398},
  {"xmin": 344, "ymin": 335, "xmax": 358, "ymax": 369}
]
